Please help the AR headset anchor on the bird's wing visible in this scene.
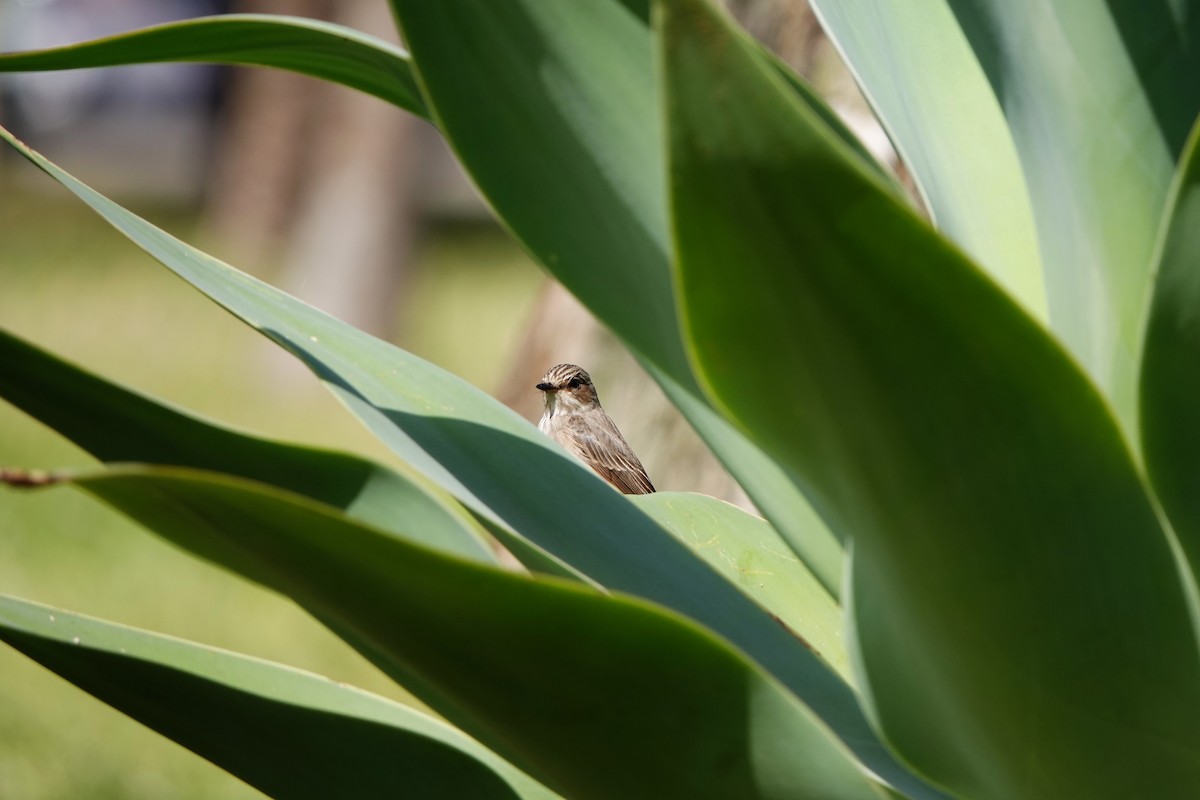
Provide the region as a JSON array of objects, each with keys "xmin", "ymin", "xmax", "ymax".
[{"xmin": 561, "ymin": 414, "xmax": 656, "ymax": 495}]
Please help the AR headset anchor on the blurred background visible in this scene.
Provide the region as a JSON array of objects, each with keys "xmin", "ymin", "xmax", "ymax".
[{"xmin": 0, "ymin": 0, "xmax": 890, "ymax": 796}]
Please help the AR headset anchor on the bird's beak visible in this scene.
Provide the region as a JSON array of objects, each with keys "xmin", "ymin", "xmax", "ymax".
[{"xmin": 536, "ymin": 382, "xmax": 556, "ymax": 392}]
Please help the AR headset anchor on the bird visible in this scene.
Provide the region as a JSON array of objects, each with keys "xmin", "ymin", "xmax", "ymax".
[{"xmin": 535, "ymin": 363, "xmax": 656, "ymax": 494}]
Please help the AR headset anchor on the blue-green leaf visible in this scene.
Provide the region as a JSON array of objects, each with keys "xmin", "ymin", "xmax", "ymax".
[
  {"xmin": 0, "ymin": 594, "xmax": 554, "ymax": 800},
  {"xmin": 389, "ymin": 0, "xmax": 845, "ymax": 595},
  {"xmin": 0, "ymin": 14, "xmax": 427, "ymax": 118},
  {"xmin": 0, "ymin": 327, "xmax": 499, "ymax": 568}
]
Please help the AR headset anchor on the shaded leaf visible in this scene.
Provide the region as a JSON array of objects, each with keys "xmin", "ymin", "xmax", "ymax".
[
  {"xmin": 0, "ymin": 594, "xmax": 553, "ymax": 800},
  {"xmin": 662, "ymin": 0, "xmax": 1200, "ymax": 796},
  {"xmin": 1141, "ymin": 116, "xmax": 1200, "ymax": 583},
  {"xmin": 17, "ymin": 467, "xmax": 889, "ymax": 800}
]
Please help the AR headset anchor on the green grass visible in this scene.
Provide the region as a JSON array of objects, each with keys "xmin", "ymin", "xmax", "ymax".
[{"xmin": 0, "ymin": 182, "xmax": 543, "ymax": 799}]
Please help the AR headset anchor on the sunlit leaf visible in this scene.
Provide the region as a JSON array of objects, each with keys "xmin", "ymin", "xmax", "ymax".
[
  {"xmin": 634, "ymin": 491, "xmax": 847, "ymax": 680},
  {"xmin": 944, "ymin": 0, "xmax": 1200, "ymax": 433},
  {"xmin": 806, "ymin": 0, "xmax": 1043, "ymax": 319}
]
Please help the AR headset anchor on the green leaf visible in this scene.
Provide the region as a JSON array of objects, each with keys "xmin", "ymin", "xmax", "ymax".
[
  {"xmin": 0, "ymin": 327, "xmax": 499, "ymax": 568},
  {"xmin": 652, "ymin": 366, "xmax": 845, "ymax": 595},
  {"xmin": 1141, "ymin": 116, "xmax": 1200, "ymax": 583},
  {"xmin": 655, "ymin": 362, "xmax": 846, "ymax": 597},
  {"xmin": 805, "ymin": 0, "xmax": 1044, "ymax": 320},
  {"xmin": 0, "ymin": 594, "xmax": 553, "ymax": 800},
  {"xmin": 584, "ymin": 0, "xmax": 892, "ymax": 187},
  {"xmin": 0, "ymin": 125, "xmax": 892, "ymax": 783},
  {"xmin": 397, "ymin": 0, "xmax": 676, "ymax": 374},
  {"xmin": 0, "ymin": 13, "xmax": 428, "ymax": 119},
  {"xmin": 942, "ymin": 1, "xmax": 1200, "ymax": 434},
  {"xmin": 389, "ymin": 0, "xmax": 845, "ymax": 596},
  {"xmin": 19, "ymin": 467, "xmax": 889, "ymax": 800},
  {"xmin": 765, "ymin": 62, "xmax": 899, "ymax": 195},
  {"xmin": 633, "ymin": 492, "xmax": 847, "ymax": 680},
  {"xmin": 661, "ymin": 1, "xmax": 1200, "ymax": 797}
]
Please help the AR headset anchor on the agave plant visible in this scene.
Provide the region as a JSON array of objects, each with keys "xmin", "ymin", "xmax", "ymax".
[{"xmin": 2, "ymin": 0, "xmax": 1199, "ymax": 798}]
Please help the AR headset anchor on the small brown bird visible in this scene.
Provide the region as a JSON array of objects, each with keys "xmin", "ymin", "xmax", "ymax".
[{"xmin": 536, "ymin": 363, "xmax": 655, "ymax": 494}]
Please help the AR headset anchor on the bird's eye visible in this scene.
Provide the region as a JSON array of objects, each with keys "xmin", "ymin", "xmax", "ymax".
[{"xmin": 568, "ymin": 377, "xmax": 581, "ymax": 389}]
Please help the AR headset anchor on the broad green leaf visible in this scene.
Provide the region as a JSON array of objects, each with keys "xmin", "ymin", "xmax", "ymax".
[
  {"xmin": 651, "ymin": 364, "xmax": 845, "ymax": 594},
  {"xmin": 0, "ymin": 126, "xmax": 894, "ymax": 782},
  {"xmin": 661, "ymin": 1, "xmax": 1200, "ymax": 797},
  {"xmin": 0, "ymin": 327, "xmax": 500, "ymax": 569},
  {"xmin": 591, "ymin": 0, "xmax": 895, "ymax": 188},
  {"xmin": 805, "ymin": 0, "xmax": 1044, "ymax": 320},
  {"xmin": 1141, "ymin": 117, "xmax": 1200, "ymax": 582},
  {"xmin": 397, "ymin": 0, "xmax": 677, "ymax": 374},
  {"xmin": 941, "ymin": 0, "xmax": 1200, "ymax": 435},
  {"xmin": 0, "ymin": 14, "xmax": 428, "ymax": 120},
  {"xmin": 766, "ymin": 63, "xmax": 899, "ymax": 196},
  {"xmin": 633, "ymin": 491, "xmax": 847, "ymax": 681},
  {"xmin": 389, "ymin": 0, "xmax": 845, "ymax": 596},
  {"xmin": 15, "ymin": 467, "xmax": 889, "ymax": 800},
  {"xmin": 0, "ymin": 594, "xmax": 553, "ymax": 800}
]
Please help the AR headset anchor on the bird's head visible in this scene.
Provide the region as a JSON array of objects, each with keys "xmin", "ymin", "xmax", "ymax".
[{"xmin": 536, "ymin": 363, "xmax": 600, "ymax": 412}]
